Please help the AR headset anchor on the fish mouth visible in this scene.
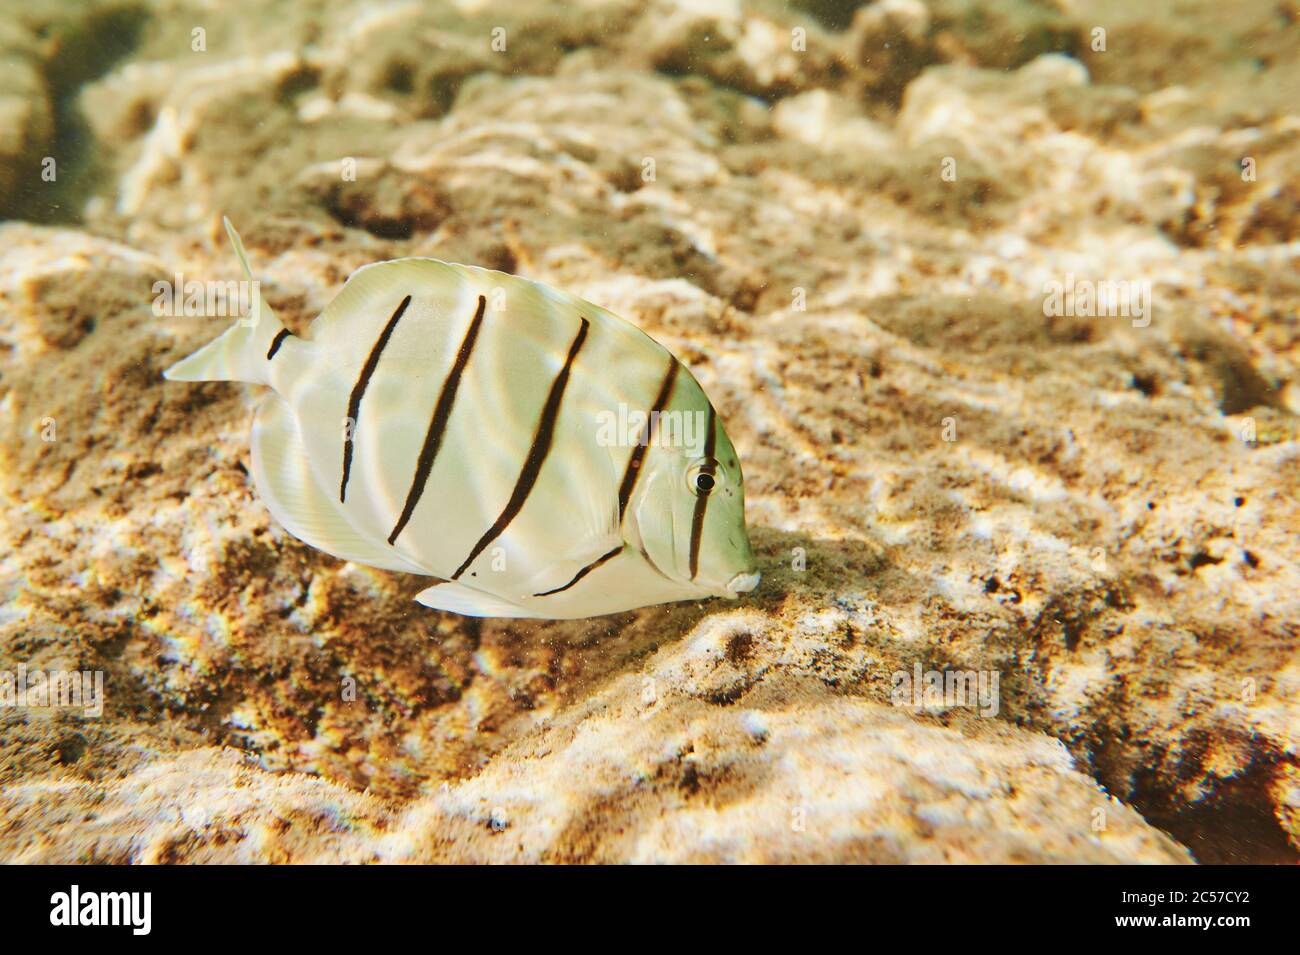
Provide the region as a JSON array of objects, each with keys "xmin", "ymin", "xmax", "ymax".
[{"xmin": 724, "ymin": 570, "xmax": 761, "ymax": 597}]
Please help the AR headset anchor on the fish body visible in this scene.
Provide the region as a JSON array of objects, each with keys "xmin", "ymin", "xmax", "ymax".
[{"xmin": 164, "ymin": 220, "xmax": 759, "ymax": 619}]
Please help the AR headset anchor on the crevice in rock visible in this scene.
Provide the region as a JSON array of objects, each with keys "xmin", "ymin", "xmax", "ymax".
[
  {"xmin": 9, "ymin": 3, "xmax": 151, "ymax": 223},
  {"xmin": 1133, "ymin": 753, "xmax": 1299, "ymax": 865},
  {"xmin": 1090, "ymin": 728, "xmax": 1299, "ymax": 864}
]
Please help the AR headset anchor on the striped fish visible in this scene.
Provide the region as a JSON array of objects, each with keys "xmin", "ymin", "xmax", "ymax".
[{"xmin": 163, "ymin": 220, "xmax": 760, "ymax": 619}]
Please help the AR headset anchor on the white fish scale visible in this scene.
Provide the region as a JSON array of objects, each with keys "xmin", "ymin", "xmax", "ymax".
[{"xmin": 288, "ymin": 260, "xmax": 678, "ymax": 594}]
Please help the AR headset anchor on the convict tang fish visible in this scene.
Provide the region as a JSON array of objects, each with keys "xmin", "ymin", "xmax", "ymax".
[{"xmin": 164, "ymin": 220, "xmax": 760, "ymax": 619}]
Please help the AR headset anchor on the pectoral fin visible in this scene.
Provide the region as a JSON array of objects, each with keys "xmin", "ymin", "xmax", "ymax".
[
  {"xmin": 524, "ymin": 448, "xmax": 626, "ymax": 598},
  {"xmin": 528, "ymin": 544, "xmax": 625, "ymax": 597}
]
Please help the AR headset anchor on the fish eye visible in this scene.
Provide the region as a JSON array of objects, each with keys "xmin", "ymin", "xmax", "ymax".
[{"xmin": 686, "ymin": 458, "xmax": 722, "ymax": 496}]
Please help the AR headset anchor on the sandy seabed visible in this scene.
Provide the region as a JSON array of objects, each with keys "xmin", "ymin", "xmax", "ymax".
[{"xmin": 0, "ymin": 0, "xmax": 1298, "ymax": 863}]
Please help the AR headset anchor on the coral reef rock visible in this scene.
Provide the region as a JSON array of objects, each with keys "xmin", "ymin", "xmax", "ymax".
[{"xmin": 1, "ymin": 0, "xmax": 1297, "ymax": 863}]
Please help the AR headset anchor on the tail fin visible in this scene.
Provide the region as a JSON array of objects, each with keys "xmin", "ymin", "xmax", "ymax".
[{"xmin": 163, "ymin": 218, "xmax": 289, "ymax": 385}]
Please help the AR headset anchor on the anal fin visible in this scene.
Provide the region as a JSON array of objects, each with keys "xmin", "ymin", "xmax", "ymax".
[{"xmin": 250, "ymin": 394, "xmax": 426, "ymax": 575}]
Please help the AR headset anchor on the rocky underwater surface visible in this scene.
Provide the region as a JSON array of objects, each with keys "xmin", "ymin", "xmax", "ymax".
[{"xmin": 0, "ymin": 0, "xmax": 1297, "ymax": 863}]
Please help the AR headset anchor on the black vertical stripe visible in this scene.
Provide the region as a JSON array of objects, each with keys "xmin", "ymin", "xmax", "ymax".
[
  {"xmin": 340, "ymin": 294, "xmax": 411, "ymax": 503},
  {"xmin": 451, "ymin": 317, "xmax": 591, "ymax": 580},
  {"xmin": 533, "ymin": 545, "xmax": 623, "ymax": 597},
  {"xmin": 688, "ymin": 405, "xmax": 718, "ymax": 580},
  {"xmin": 388, "ymin": 295, "xmax": 488, "ymax": 545},
  {"xmin": 616, "ymin": 358, "xmax": 679, "ymax": 523},
  {"xmin": 266, "ymin": 328, "xmax": 292, "ymax": 360}
]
